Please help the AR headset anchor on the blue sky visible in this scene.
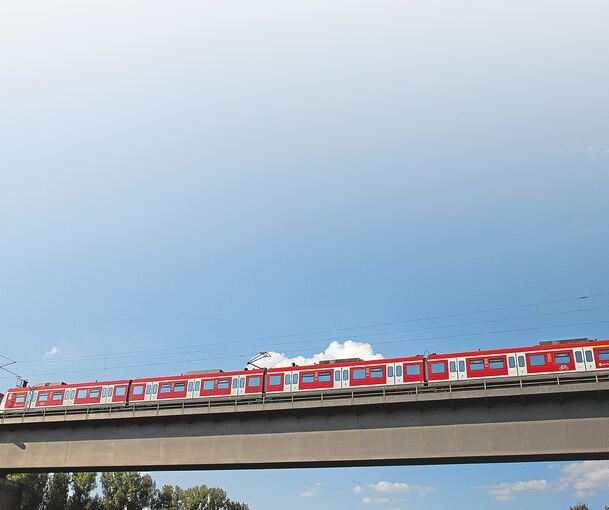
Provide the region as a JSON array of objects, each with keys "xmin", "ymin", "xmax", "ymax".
[{"xmin": 1, "ymin": 0, "xmax": 609, "ymax": 508}]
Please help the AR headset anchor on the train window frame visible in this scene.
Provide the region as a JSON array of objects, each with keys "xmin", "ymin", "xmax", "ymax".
[
  {"xmin": 554, "ymin": 353, "xmax": 571, "ymax": 365},
  {"xmin": 598, "ymin": 349, "xmax": 609, "ymax": 362},
  {"xmin": 529, "ymin": 354, "xmax": 546, "ymax": 366},
  {"xmin": 449, "ymin": 361, "xmax": 456, "ymax": 373},
  {"xmin": 335, "ymin": 370, "xmax": 340, "ymax": 381},
  {"xmin": 469, "ymin": 360, "xmax": 485, "ymax": 371},
  {"xmin": 77, "ymin": 389, "xmax": 87, "ymax": 399},
  {"xmin": 132, "ymin": 385, "xmax": 144, "ymax": 396},
  {"xmin": 174, "ymin": 383, "xmax": 186, "ymax": 393},
  {"xmin": 508, "ymin": 357, "xmax": 516, "ymax": 369},
  {"xmin": 585, "ymin": 350, "xmax": 593, "ymax": 363},
  {"xmin": 146, "ymin": 385, "xmax": 151, "ymax": 395},
  {"xmin": 15, "ymin": 394, "xmax": 25, "ymax": 404},
  {"xmin": 247, "ymin": 376, "xmax": 261, "ymax": 388},
  {"xmin": 352, "ymin": 368, "xmax": 366, "ymax": 380},
  {"xmin": 195, "ymin": 380, "xmax": 201, "ymax": 392},
  {"xmin": 301, "ymin": 373, "xmax": 315, "ymax": 384},
  {"xmin": 152, "ymin": 384, "xmax": 157, "ymax": 394},
  {"xmin": 52, "ymin": 392, "xmax": 63, "ymax": 401},
  {"xmin": 70, "ymin": 389, "xmax": 76, "ymax": 399},
  {"xmin": 430, "ymin": 362, "xmax": 445, "ymax": 374},
  {"xmin": 396, "ymin": 365, "xmax": 402, "ymax": 377},
  {"xmin": 405, "ymin": 364, "xmax": 420, "ymax": 376},
  {"xmin": 188, "ymin": 382, "xmax": 193, "ymax": 392},
  {"xmin": 160, "ymin": 384, "xmax": 172, "ymax": 394},
  {"xmin": 102, "ymin": 388, "xmax": 107, "ymax": 398},
  {"xmin": 370, "ymin": 368, "xmax": 384, "ymax": 379},
  {"xmin": 318, "ymin": 372, "xmax": 332, "ymax": 382},
  {"xmin": 65, "ymin": 390, "xmax": 70, "ymax": 399},
  {"xmin": 109, "ymin": 387, "xmax": 113, "ymax": 397},
  {"xmin": 285, "ymin": 374, "xmax": 290, "ymax": 385},
  {"xmin": 388, "ymin": 366, "xmax": 394, "ymax": 378},
  {"xmin": 89, "ymin": 389, "xmax": 100, "ymax": 398},
  {"xmin": 292, "ymin": 374, "xmax": 298, "ymax": 385},
  {"xmin": 459, "ymin": 360, "xmax": 465, "ymax": 372},
  {"xmin": 217, "ymin": 380, "xmax": 230, "ymax": 390},
  {"xmin": 240, "ymin": 378, "xmax": 245, "ymax": 389},
  {"xmin": 269, "ymin": 375, "xmax": 282, "ymax": 386},
  {"xmin": 39, "ymin": 392, "xmax": 49, "ymax": 402},
  {"xmin": 575, "ymin": 351, "xmax": 583, "ymax": 363},
  {"xmin": 232, "ymin": 378, "xmax": 237, "ymax": 389},
  {"xmin": 203, "ymin": 380, "xmax": 214, "ymax": 391},
  {"xmin": 115, "ymin": 387, "xmax": 126, "ymax": 397},
  {"xmin": 489, "ymin": 358, "xmax": 504, "ymax": 370},
  {"xmin": 342, "ymin": 369, "xmax": 349, "ymax": 381},
  {"xmin": 518, "ymin": 356, "xmax": 525, "ymax": 367}
]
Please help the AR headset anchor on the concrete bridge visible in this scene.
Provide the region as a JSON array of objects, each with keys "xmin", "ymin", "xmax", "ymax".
[{"xmin": 2, "ymin": 374, "xmax": 609, "ymax": 475}]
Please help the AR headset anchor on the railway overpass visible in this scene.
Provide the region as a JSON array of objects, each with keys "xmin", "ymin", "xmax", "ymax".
[{"xmin": 2, "ymin": 373, "xmax": 609, "ymax": 475}]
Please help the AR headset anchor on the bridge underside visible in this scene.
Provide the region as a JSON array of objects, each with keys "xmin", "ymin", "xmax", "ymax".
[{"xmin": 2, "ymin": 377, "xmax": 609, "ymax": 472}]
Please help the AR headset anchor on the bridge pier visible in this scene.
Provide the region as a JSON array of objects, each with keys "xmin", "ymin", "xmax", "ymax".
[{"xmin": 0, "ymin": 475, "xmax": 22, "ymax": 510}]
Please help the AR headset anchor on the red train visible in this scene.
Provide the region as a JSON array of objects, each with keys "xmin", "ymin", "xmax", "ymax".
[{"xmin": 1, "ymin": 338, "xmax": 608, "ymax": 414}]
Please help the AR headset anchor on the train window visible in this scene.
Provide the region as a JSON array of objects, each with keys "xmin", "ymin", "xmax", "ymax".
[
  {"xmin": 217, "ymin": 380, "xmax": 230, "ymax": 390},
  {"xmin": 318, "ymin": 372, "xmax": 332, "ymax": 382},
  {"xmin": 585, "ymin": 350, "xmax": 593, "ymax": 363},
  {"xmin": 174, "ymin": 383, "xmax": 186, "ymax": 393},
  {"xmin": 518, "ymin": 356, "xmax": 525, "ymax": 368},
  {"xmin": 489, "ymin": 358, "xmax": 504, "ymax": 370},
  {"xmin": 388, "ymin": 366, "xmax": 394, "ymax": 378},
  {"xmin": 71, "ymin": 389, "xmax": 76, "ymax": 399},
  {"xmin": 292, "ymin": 374, "xmax": 298, "ymax": 385},
  {"xmin": 240, "ymin": 378, "xmax": 245, "ymax": 388},
  {"xmin": 302, "ymin": 373, "xmax": 315, "ymax": 384},
  {"xmin": 160, "ymin": 384, "xmax": 172, "ymax": 394},
  {"xmin": 102, "ymin": 388, "xmax": 107, "ymax": 398},
  {"xmin": 146, "ymin": 385, "xmax": 151, "ymax": 395},
  {"xmin": 575, "ymin": 351, "xmax": 583, "ymax": 363},
  {"xmin": 77, "ymin": 389, "xmax": 87, "ymax": 399},
  {"xmin": 109, "ymin": 387, "xmax": 113, "ymax": 397},
  {"xmin": 188, "ymin": 382, "xmax": 193, "ymax": 392},
  {"xmin": 554, "ymin": 353, "xmax": 571, "ymax": 365},
  {"xmin": 449, "ymin": 361, "xmax": 456, "ymax": 373},
  {"xmin": 15, "ymin": 395, "xmax": 25, "ymax": 404},
  {"xmin": 335, "ymin": 370, "xmax": 340, "ymax": 381},
  {"xmin": 203, "ymin": 380, "xmax": 214, "ymax": 391},
  {"xmin": 90, "ymin": 390, "xmax": 100, "ymax": 398},
  {"xmin": 232, "ymin": 378, "xmax": 237, "ymax": 389},
  {"xmin": 430, "ymin": 362, "xmax": 445, "ymax": 374},
  {"xmin": 152, "ymin": 385, "xmax": 157, "ymax": 394},
  {"xmin": 52, "ymin": 392, "xmax": 63, "ymax": 401},
  {"xmin": 39, "ymin": 392, "xmax": 49, "ymax": 401},
  {"xmin": 65, "ymin": 390, "xmax": 70, "ymax": 399},
  {"xmin": 285, "ymin": 374, "xmax": 290, "ymax": 385},
  {"xmin": 406, "ymin": 364, "xmax": 420, "ymax": 376},
  {"xmin": 269, "ymin": 375, "xmax": 282, "ymax": 386},
  {"xmin": 598, "ymin": 350, "xmax": 609, "ymax": 361},
  {"xmin": 529, "ymin": 354, "xmax": 546, "ymax": 366},
  {"xmin": 115, "ymin": 387, "xmax": 126, "ymax": 397},
  {"xmin": 508, "ymin": 357, "xmax": 515, "ymax": 369},
  {"xmin": 247, "ymin": 376, "xmax": 261, "ymax": 387},
  {"xmin": 343, "ymin": 369, "xmax": 349, "ymax": 380},
  {"xmin": 132, "ymin": 386, "xmax": 144, "ymax": 396},
  {"xmin": 396, "ymin": 365, "xmax": 402, "ymax": 377},
  {"xmin": 370, "ymin": 368, "xmax": 384, "ymax": 379},
  {"xmin": 459, "ymin": 361, "xmax": 465, "ymax": 372},
  {"xmin": 195, "ymin": 381, "xmax": 201, "ymax": 391},
  {"xmin": 469, "ymin": 360, "xmax": 484, "ymax": 371},
  {"xmin": 352, "ymin": 369, "xmax": 366, "ymax": 380}
]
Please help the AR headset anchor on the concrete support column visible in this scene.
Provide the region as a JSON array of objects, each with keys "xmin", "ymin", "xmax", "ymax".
[{"xmin": 0, "ymin": 475, "xmax": 23, "ymax": 510}]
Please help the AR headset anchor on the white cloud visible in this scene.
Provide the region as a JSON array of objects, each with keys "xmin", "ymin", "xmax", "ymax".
[
  {"xmin": 300, "ymin": 482, "xmax": 322, "ymax": 497},
  {"xmin": 372, "ymin": 481, "xmax": 435, "ymax": 496},
  {"xmin": 559, "ymin": 461, "xmax": 609, "ymax": 498},
  {"xmin": 485, "ymin": 480, "xmax": 548, "ymax": 501},
  {"xmin": 362, "ymin": 496, "xmax": 390, "ymax": 504},
  {"xmin": 255, "ymin": 340, "xmax": 383, "ymax": 368},
  {"xmin": 43, "ymin": 346, "xmax": 60, "ymax": 359},
  {"xmin": 353, "ymin": 485, "xmax": 365, "ymax": 494}
]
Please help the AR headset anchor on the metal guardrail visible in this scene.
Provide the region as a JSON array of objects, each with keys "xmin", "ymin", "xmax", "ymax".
[{"xmin": 2, "ymin": 371, "xmax": 609, "ymax": 422}]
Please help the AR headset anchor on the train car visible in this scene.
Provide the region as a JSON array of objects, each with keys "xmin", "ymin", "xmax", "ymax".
[
  {"xmin": 426, "ymin": 339, "xmax": 609, "ymax": 383},
  {"xmin": 265, "ymin": 356, "xmax": 425, "ymax": 394}
]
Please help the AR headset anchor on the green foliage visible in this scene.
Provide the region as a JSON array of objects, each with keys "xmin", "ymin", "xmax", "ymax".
[
  {"xmin": 6, "ymin": 472, "xmax": 248, "ymax": 510},
  {"xmin": 569, "ymin": 505, "xmax": 589, "ymax": 510}
]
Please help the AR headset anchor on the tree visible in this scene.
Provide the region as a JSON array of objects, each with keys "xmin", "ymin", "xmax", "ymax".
[
  {"xmin": 69, "ymin": 472, "xmax": 100, "ymax": 510},
  {"xmin": 100, "ymin": 472, "xmax": 156, "ymax": 510},
  {"xmin": 7, "ymin": 473, "xmax": 49, "ymax": 510},
  {"xmin": 44, "ymin": 473, "xmax": 70, "ymax": 510},
  {"xmin": 569, "ymin": 505, "xmax": 589, "ymax": 510}
]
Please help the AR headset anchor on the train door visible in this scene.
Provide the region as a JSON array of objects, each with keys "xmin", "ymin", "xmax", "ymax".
[
  {"xmin": 333, "ymin": 369, "xmax": 342, "ymax": 389},
  {"xmin": 101, "ymin": 386, "xmax": 110, "ymax": 404},
  {"xmin": 448, "ymin": 359, "xmax": 458, "ymax": 381},
  {"xmin": 385, "ymin": 364, "xmax": 395, "ymax": 387},
  {"xmin": 394, "ymin": 363, "xmax": 403, "ymax": 386},
  {"xmin": 283, "ymin": 371, "xmax": 294, "ymax": 392},
  {"xmin": 26, "ymin": 390, "xmax": 36, "ymax": 410},
  {"xmin": 507, "ymin": 354, "xmax": 518, "ymax": 377},
  {"xmin": 515, "ymin": 352, "xmax": 528, "ymax": 376},
  {"xmin": 237, "ymin": 375, "xmax": 246, "ymax": 396},
  {"xmin": 457, "ymin": 357, "xmax": 467, "ymax": 381},
  {"xmin": 583, "ymin": 347, "xmax": 596, "ymax": 371},
  {"xmin": 573, "ymin": 348, "xmax": 587, "ymax": 372},
  {"xmin": 64, "ymin": 388, "xmax": 74, "ymax": 407},
  {"xmin": 186, "ymin": 380, "xmax": 195, "ymax": 400}
]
